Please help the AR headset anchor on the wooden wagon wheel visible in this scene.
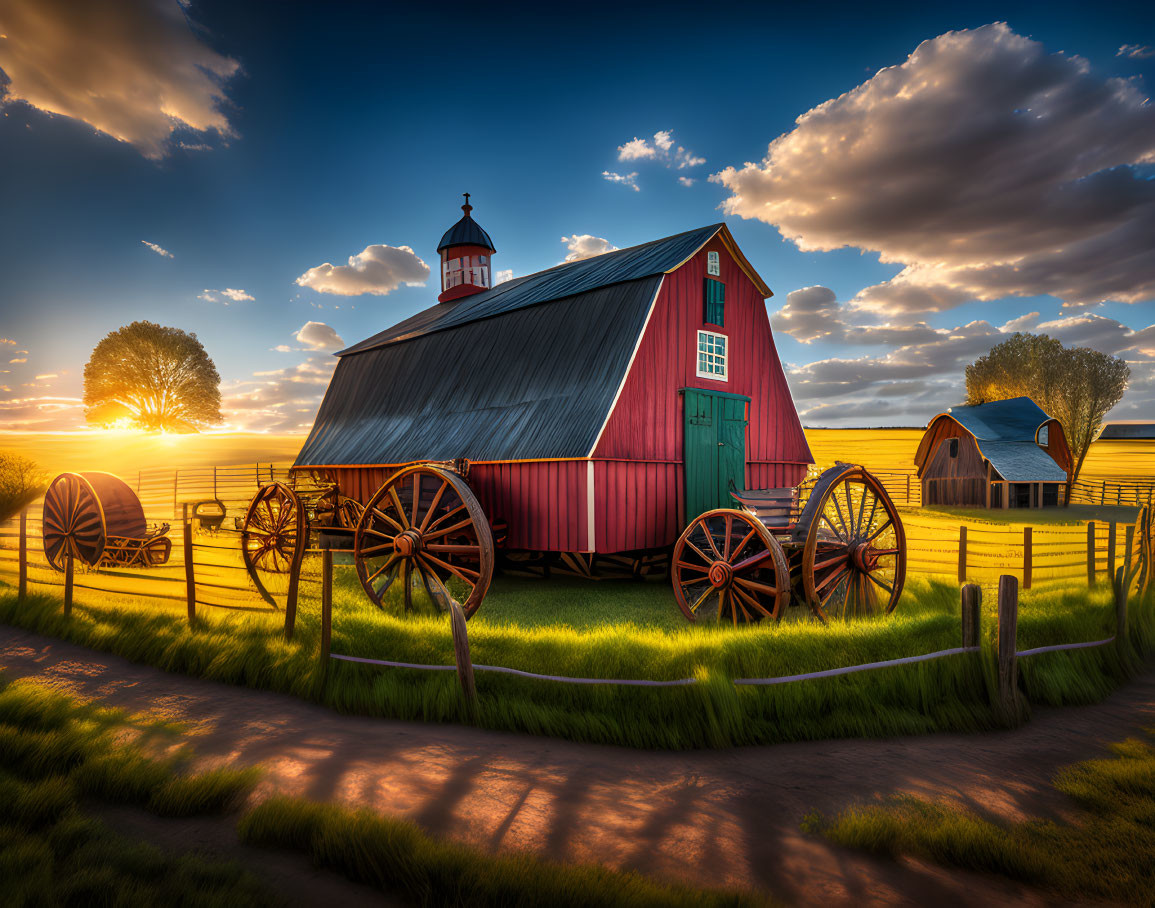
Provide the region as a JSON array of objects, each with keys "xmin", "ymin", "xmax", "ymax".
[
  {"xmin": 241, "ymin": 482, "xmax": 306, "ymax": 606},
  {"xmin": 672, "ymin": 509, "xmax": 790, "ymax": 624},
  {"xmin": 354, "ymin": 464, "xmax": 494, "ymax": 618},
  {"xmin": 42, "ymin": 472, "xmax": 107, "ymax": 570},
  {"xmin": 793, "ymin": 463, "xmax": 907, "ymax": 621}
]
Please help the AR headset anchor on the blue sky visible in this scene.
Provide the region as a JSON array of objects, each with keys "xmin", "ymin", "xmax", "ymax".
[{"xmin": 0, "ymin": 0, "xmax": 1152, "ymax": 432}]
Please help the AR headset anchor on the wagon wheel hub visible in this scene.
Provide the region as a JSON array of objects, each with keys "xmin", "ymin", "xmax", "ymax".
[
  {"xmin": 394, "ymin": 529, "xmax": 422, "ymax": 557},
  {"xmin": 848, "ymin": 542, "xmax": 873, "ymax": 573},
  {"xmin": 707, "ymin": 560, "xmax": 733, "ymax": 589}
]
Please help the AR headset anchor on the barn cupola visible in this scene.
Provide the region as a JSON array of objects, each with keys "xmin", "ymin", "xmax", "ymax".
[{"xmin": 437, "ymin": 193, "xmax": 496, "ymax": 303}]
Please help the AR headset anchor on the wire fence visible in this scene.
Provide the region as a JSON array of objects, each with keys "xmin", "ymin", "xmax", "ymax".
[{"xmin": 0, "ymin": 460, "xmax": 1151, "ymax": 712}]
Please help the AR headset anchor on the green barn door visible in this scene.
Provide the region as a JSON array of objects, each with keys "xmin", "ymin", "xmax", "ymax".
[{"xmin": 683, "ymin": 389, "xmax": 749, "ymax": 525}]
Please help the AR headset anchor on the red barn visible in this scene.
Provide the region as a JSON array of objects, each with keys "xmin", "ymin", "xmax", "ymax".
[{"xmin": 294, "ymin": 200, "xmax": 812, "ymax": 558}]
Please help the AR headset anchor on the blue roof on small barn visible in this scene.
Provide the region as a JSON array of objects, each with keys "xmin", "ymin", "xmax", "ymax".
[
  {"xmin": 340, "ymin": 223, "xmax": 726, "ymax": 356},
  {"xmin": 1100, "ymin": 423, "xmax": 1155, "ymax": 440},
  {"xmin": 938, "ymin": 397, "xmax": 1066, "ymax": 482}
]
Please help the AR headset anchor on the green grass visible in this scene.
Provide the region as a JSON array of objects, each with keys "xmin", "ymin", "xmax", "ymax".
[
  {"xmin": 3, "ymin": 564, "xmax": 1152, "ymax": 749},
  {"xmin": 238, "ymin": 796, "xmax": 769, "ymax": 908},
  {"xmin": 804, "ymin": 727, "xmax": 1155, "ymax": 904},
  {"xmin": 0, "ymin": 673, "xmax": 273, "ymax": 907}
]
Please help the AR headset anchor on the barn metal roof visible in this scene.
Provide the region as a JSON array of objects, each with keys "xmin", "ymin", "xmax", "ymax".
[
  {"xmin": 935, "ymin": 397, "xmax": 1067, "ymax": 482},
  {"xmin": 1099, "ymin": 423, "xmax": 1155, "ymax": 440},
  {"xmin": 295, "ymin": 276, "xmax": 663, "ymax": 466},
  {"xmin": 340, "ymin": 223, "xmax": 733, "ymax": 356}
]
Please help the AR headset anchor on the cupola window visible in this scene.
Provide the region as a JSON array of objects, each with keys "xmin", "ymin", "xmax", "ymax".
[
  {"xmin": 1038, "ymin": 425, "xmax": 1049, "ymax": 446},
  {"xmin": 707, "ymin": 251, "xmax": 720, "ymax": 276},
  {"xmin": 442, "ymin": 255, "xmax": 489, "ymax": 291}
]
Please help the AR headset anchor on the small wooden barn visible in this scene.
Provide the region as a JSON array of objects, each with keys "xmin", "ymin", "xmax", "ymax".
[
  {"xmin": 293, "ymin": 200, "xmax": 812, "ymax": 554},
  {"xmin": 914, "ymin": 397, "xmax": 1071, "ymax": 508}
]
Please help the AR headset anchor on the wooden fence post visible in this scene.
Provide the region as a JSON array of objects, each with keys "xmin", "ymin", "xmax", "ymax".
[
  {"xmin": 63, "ymin": 551, "xmax": 74, "ymax": 617},
  {"xmin": 961, "ymin": 583, "xmax": 981, "ymax": 648},
  {"xmin": 1087, "ymin": 521, "xmax": 1096, "ymax": 587},
  {"xmin": 18, "ymin": 508, "xmax": 27, "ymax": 600},
  {"xmin": 1023, "ymin": 526, "xmax": 1033, "ymax": 590},
  {"xmin": 320, "ymin": 549, "xmax": 333, "ymax": 662},
  {"xmin": 1107, "ymin": 522, "xmax": 1117, "ymax": 586},
  {"xmin": 213, "ymin": 465, "xmax": 218, "ymax": 500},
  {"xmin": 1100, "ymin": 480, "xmax": 1106, "ymax": 506},
  {"xmin": 182, "ymin": 518, "xmax": 196, "ymax": 625},
  {"xmin": 449, "ymin": 601, "xmax": 477, "ymax": 714},
  {"xmin": 957, "ymin": 525, "xmax": 967, "ymax": 583},
  {"xmin": 1114, "ymin": 566, "xmax": 1129, "ymax": 659},
  {"xmin": 997, "ymin": 575, "xmax": 1021, "ymax": 725}
]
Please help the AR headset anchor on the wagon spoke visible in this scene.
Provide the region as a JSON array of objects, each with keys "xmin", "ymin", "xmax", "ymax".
[
  {"xmin": 387, "ymin": 486, "xmax": 410, "ymax": 530},
  {"xmin": 812, "ymin": 551, "xmax": 850, "ymax": 572},
  {"xmin": 415, "ymin": 559, "xmax": 456, "ymax": 611},
  {"xmin": 732, "ymin": 584, "xmax": 772, "ymax": 618},
  {"xmin": 366, "ymin": 552, "xmax": 400, "ymax": 585},
  {"xmin": 421, "ymin": 517, "xmax": 474, "ymax": 541},
  {"xmin": 730, "ymin": 549, "xmax": 770, "ymax": 574},
  {"xmin": 359, "ymin": 541, "xmax": 396, "ymax": 557},
  {"xmin": 424, "ymin": 504, "xmax": 466, "ymax": 534},
  {"xmin": 371, "ymin": 506, "xmax": 405, "ymax": 533},
  {"xmin": 729, "ymin": 528, "xmax": 757, "ymax": 563},
  {"xmin": 722, "ymin": 514, "xmax": 733, "ymax": 560},
  {"xmin": 422, "ymin": 543, "xmax": 480, "ymax": 556},
  {"xmin": 702, "ymin": 524, "xmax": 723, "ymax": 560},
  {"xmin": 831, "ymin": 487, "xmax": 851, "ymax": 536},
  {"xmin": 683, "ymin": 539, "xmax": 712, "ymax": 565},
  {"xmin": 675, "ymin": 560, "xmax": 710, "ymax": 574},
  {"xmin": 865, "ymin": 518, "xmax": 893, "ymax": 544},
  {"xmin": 816, "ymin": 563, "xmax": 849, "ymax": 594},
  {"xmin": 688, "ymin": 586, "xmax": 714, "ymax": 614},
  {"xmin": 420, "ymin": 551, "xmax": 480, "ymax": 585},
  {"xmin": 866, "ymin": 573, "xmax": 894, "ymax": 595},
  {"xmin": 418, "ymin": 480, "xmax": 448, "ymax": 533},
  {"xmin": 410, "ymin": 473, "xmax": 422, "ymax": 528},
  {"xmin": 734, "ymin": 576, "xmax": 779, "ymax": 597}
]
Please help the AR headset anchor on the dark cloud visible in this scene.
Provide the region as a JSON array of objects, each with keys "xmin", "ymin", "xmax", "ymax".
[
  {"xmin": 715, "ymin": 23, "xmax": 1155, "ymax": 313},
  {"xmin": 0, "ymin": 0, "xmax": 240, "ymax": 159}
]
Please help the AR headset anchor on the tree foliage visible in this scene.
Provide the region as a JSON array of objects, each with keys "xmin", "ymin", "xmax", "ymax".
[
  {"xmin": 0, "ymin": 451, "xmax": 47, "ymax": 521},
  {"xmin": 83, "ymin": 321, "xmax": 222, "ymax": 432},
  {"xmin": 965, "ymin": 333, "xmax": 1129, "ymax": 492}
]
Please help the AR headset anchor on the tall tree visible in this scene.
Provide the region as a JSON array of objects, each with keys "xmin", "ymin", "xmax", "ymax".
[
  {"xmin": 965, "ymin": 333, "xmax": 1129, "ymax": 502},
  {"xmin": 84, "ymin": 321, "xmax": 222, "ymax": 432},
  {"xmin": 0, "ymin": 451, "xmax": 46, "ymax": 521}
]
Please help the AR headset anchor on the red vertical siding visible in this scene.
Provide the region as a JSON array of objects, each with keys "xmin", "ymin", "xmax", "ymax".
[
  {"xmin": 326, "ymin": 460, "xmax": 588, "ymax": 552},
  {"xmin": 590, "ymin": 234, "xmax": 812, "ymax": 551}
]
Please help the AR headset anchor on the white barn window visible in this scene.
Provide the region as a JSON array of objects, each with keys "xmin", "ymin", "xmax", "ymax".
[
  {"xmin": 696, "ymin": 330, "xmax": 728, "ymax": 380},
  {"xmin": 707, "ymin": 250, "xmax": 720, "ymax": 276},
  {"xmin": 1038, "ymin": 425, "xmax": 1049, "ymax": 446}
]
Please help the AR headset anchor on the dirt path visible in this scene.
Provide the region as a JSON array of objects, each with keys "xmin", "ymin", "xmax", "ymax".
[{"xmin": 2, "ymin": 628, "xmax": 1152, "ymax": 906}]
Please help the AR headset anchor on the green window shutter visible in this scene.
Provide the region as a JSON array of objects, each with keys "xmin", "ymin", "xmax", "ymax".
[{"xmin": 703, "ymin": 278, "xmax": 725, "ymax": 326}]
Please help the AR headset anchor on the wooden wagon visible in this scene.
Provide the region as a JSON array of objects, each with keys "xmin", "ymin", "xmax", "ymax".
[
  {"xmin": 255, "ymin": 204, "xmax": 907, "ymax": 622},
  {"xmin": 42, "ymin": 472, "xmax": 171, "ymax": 570}
]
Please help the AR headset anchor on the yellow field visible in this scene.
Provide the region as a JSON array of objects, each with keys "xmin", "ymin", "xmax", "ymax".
[{"xmin": 0, "ymin": 431, "xmax": 305, "ymax": 475}]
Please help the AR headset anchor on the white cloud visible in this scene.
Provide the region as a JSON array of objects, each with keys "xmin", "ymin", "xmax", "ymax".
[
  {"xmin": 677, "ymin": 176, "xmax": 695, "ymax": 187},
  {"xmin": 295, "ymin": 321, "xmax": 344, "ymax": 351},
  {"xmin": 1118, "ymin": 44, "xmax": 1155, "ymax": 59},
  {"xmin": 198, "ymin": 288, "xmax": 254, "ymax": 304},
  {"xmin": 494, "ymin": 269, "xmax": 513, "ymax": 285},
  {"xmin": 272, "ymin": 344, "xmax": 292, "ymax": 353},
  {"xmin": 602, "ymin": 170, "xmax": 639, "ymax": 192},
  {"xmin": 141, "ymin": 240, "xmax": 172, "ymax": 258},
  {"xmin": 560, "ymin": 234, "xmax": 618, "ymax": 263},
  {"xmin": 0, "ymin": 0, "xmax": 241, "ymax": 159},
  {"xmin": 714, "ymin": 23, "xmax": 1155, "ymax": 314},
  {"xmin": 296, "ymin": 244, "xmax": 429, "ymax": 296},
  {"xmin": 220, "ymin": 355, "xmax": 336, "ymax": 433},
  {"xmin": 616, "ymin": 129, "xmax": 705, "ymax": 173}
]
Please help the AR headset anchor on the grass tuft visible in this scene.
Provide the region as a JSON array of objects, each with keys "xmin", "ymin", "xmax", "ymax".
[{"xmin": 810, "ymin": 728, "xmax": 1155, "ymax": 903}]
